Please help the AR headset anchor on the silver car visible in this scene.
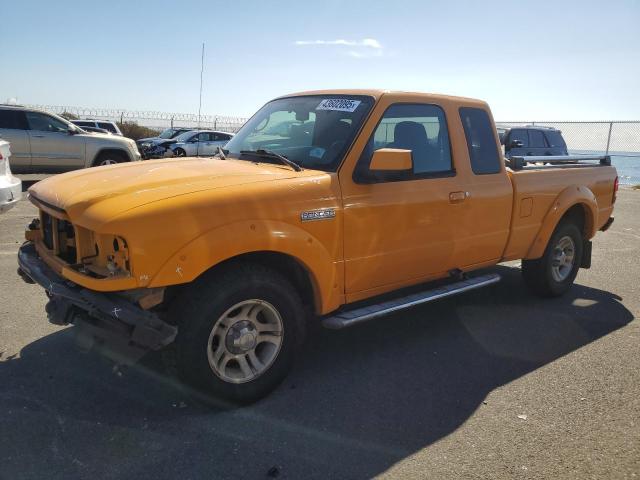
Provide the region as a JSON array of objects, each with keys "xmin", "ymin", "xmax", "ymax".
[
  {"xmin": 169, "ymin": 130, "xmax": 234, "ymax": 157},
  {"xmin": 0, "ymin": 105, "xmax": 141, "ymax": 172},
  {"xmin": 0, "ymin": 140, "xmax": 21, "ymax": 213}
]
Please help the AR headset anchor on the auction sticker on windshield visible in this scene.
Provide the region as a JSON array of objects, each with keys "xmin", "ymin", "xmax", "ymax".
[{"xmin": 316, "ymin": 99, "xmax": 361, "ymax": 112}]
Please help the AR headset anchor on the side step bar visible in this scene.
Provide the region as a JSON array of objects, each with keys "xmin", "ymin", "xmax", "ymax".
[{"xmin": 322, "ymin": 273, "xmax": 501, "ymax": 330}]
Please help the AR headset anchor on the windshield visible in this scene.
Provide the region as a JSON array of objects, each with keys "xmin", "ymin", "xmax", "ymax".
[
  {"xmin": 158, "ymin": 128, "xmax": 179, "ymax": 139},
  {"xmin": 223, "ymin": 95, "xmax": 374, "ymax": 172},
  {"xmin": 173, "ymin": 131, "xmax": 198, "ymax": 142}
]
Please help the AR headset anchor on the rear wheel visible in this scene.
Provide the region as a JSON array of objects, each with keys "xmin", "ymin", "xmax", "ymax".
[
  {"xmin": 522, "ymin": 221, "xmax": 583, "ymax": 297},
  {"xmin": 169, "ymin": 263, "xmax": 305, "ymax": 404},
  {"xmin": 94, "ymin": 151, "xmax": 127, "ymax": 166}
]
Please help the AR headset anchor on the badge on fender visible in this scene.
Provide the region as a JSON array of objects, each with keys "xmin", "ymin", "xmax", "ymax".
[{"xmin": 301, "ymin": 208, "xmax": 336, "ymax": 222}]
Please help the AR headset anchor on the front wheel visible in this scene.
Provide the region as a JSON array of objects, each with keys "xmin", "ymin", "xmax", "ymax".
[
  {"xmin": 170, "ymin": 263, "xmax": 305, "ymax": 404},
  {"xmin": 174, "ymin": 148, "xmax": 186, "ymax": 157},
  {"xmin": 522, "ymin": 221, "xmax": 583, "ymax": 297},
  {"xmin": 94, "ymin": 151, "xmax": 127, "ymax": 166}
]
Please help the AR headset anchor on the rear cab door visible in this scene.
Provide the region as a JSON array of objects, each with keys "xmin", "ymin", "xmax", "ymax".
[{"xmin": 0, "ymin": 109, "xmax": 31, "ymax": 172}]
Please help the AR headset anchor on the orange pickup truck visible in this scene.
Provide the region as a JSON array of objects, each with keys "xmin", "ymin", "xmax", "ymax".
[{"xmin": 18, "ymin": 90, "xmax": 618, "ymax": 403}]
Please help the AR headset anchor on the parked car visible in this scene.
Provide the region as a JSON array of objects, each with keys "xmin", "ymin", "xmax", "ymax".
[
  {"xmin": 0, "ymin": 105, "xmax": 141, "ymax": 172},
  {"xmin": 0, "ymin": 140, "xmax": 21, "ymax": 213},
  {"xmin": 136, "ymin": 127, "xmax": 194, "ymax": 157},
  {"xmin": 17, "ymin": 90, "xmax": 618, "ymax": 404},
  {"xmin": 170, "ymin": 130, "xmax": 234, "ymax": 157},
  {"xmin": 71, "ymin": 119, "xmax": 122, "ymax": 136},
  {"xmin": 502, "ymin": 126, "xmax": 568, "ymax": 157},
  {"xmin": 77, "ymin": 126, "xmax": 112, "ymax": 135}
]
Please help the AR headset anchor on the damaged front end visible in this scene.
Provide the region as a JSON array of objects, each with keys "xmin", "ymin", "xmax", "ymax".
[{"xmin": 18, "ymin": 241, "xmax": 177, "ymax": 362}]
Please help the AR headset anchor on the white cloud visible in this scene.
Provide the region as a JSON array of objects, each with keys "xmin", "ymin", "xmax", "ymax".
[{"xmin": 294, "ymin": 38, "xmax": 382, "ymax": 49}]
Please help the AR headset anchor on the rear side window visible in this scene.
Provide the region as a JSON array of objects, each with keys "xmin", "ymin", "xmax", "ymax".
[
  {"xmin": 509, "ymin": 129, "xmax": 529, "ymax": 147},
  {"xmin": 98, "ymin": 122, "xmax": 117, "ymax": 133},
  {"xmin": 545, "ymin": 130, "xmax": 566, "ymax": 148},
  {"xmin": 0, "ymin": 110, "xmax": 28, "ymax": 129},
  {"xmin": 459, "ymin": 107, "xmax": 501, "ymax": 175},
  {"xmin": 529, "ymin": 130, "xmax": 547, "ymax": 148}
]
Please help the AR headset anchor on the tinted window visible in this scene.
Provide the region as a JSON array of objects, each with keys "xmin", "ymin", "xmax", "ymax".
[
  {"xmin": 0, "ymin": 110, "xmax": 27, "ymax": 129},
  {"xmin": 509, "ymin": 129, "xmax": 529, "ymax": 148},
  {"xmin": 355, "ymin": 103, "xmax": 452, "ymax": 182},
  {"xmin": 529, "ymin": 130, "xmax": 546, "ymax": 148},
  {"xmin": 459, "ymin": 107, "xmax": 502, "ymax": 175},
  {"xmin": 198, "ymin": 132, "xmax": 213, "ymax": 141},
  {"xmin": 74, "ymin": 121, "xmax": 94, "ymax": 127},
  {"xmin": 98, "ymin": 122, "xmax": 117, "ymax": 133},
  {"xmin": 545, "ymin": 130, "xmax": 566, "ymax": 148},
  {"xmin": 26, "ymin": 112, "xmax": 68, "ymax": 132},
  {"xmin": 214, "ymin": 133, "xmax": 231, "ymax": 141}
]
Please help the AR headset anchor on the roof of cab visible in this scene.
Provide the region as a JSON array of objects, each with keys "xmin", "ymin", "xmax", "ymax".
[{"xmin": 277, "ymin": 89, "xmax": 488, "ymax": 107}]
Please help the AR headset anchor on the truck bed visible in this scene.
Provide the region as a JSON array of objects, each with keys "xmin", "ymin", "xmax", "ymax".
[{"xmin": 503, "ymin": 160, "xmax": 617, "ymax": 261}]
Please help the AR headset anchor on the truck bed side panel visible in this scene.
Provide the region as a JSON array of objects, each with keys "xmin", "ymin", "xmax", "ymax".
[{"xmin": 503, "ymin": 165, "xmax": 616, "ymax": 261}]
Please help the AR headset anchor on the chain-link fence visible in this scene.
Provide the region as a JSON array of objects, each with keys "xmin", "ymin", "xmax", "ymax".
[
  {"xmin": 28, "ymin": 105, "xmax": 248, "ymax": 133},
  {"xmin": 495, "ymin": 121, "xmax": 640, "ymax": 157}
]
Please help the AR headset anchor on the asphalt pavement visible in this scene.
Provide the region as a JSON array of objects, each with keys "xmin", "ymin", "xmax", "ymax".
[{"xmin": 0, "ymin": 183, "xmax": 638, "ymax": 479}]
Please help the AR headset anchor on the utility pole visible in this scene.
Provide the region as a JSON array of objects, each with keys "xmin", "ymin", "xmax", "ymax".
[{"xmin": 198, "ymin": 42, "xmax": 205, "ymax": 129}]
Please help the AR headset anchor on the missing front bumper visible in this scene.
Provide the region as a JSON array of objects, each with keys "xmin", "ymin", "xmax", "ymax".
[{"xmin": 18, "ymin": 242, "xmax": 177, "ymax": 360}]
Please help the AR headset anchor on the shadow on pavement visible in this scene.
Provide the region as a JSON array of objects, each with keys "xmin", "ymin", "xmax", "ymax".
[{"xmin": 0, "ymin": 265, "xmax": 634, "ymax": 479}]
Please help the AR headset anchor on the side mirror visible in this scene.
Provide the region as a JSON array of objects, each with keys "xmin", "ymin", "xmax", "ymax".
[
  {"xmin": 68, "ymin": 125, "xmax": 78, "ymax": 135},
  {"xmin": 370, "ymin": 148, "xmax": 413, "ymax": 171},
  {"xmin": 509, "ymin": 139, "xmax": 523, "ymax": 149}
]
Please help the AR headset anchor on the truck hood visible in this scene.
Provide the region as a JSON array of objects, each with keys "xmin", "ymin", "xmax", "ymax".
[{"xmin": 28, "ymin": 158, "xmax": 304, "ymax": 220}]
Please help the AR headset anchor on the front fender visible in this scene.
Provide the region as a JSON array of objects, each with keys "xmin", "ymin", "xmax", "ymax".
[
  {"xmin": 525, "ymin": 185, "xmax": 598, "ymax": 259},
  {"xmin": 148, "ymin": 220, "xmax": 342, "ymax": 314}
]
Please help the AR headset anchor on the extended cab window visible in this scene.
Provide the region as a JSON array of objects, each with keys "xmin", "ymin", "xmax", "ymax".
[
  {"xmin": 355, "ymin": 103, "xmax": 452, "ymax": 182},
  {"xmin": 460, "ymin": 107, "xmax": 501, "ymax": 175}
]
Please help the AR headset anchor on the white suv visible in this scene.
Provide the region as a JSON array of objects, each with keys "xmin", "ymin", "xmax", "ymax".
[
  {"xmin": 71, "ymin": 119, "xmax": 123, "ymax": 135},
  {"xmin": 0, "ymin": 105, "xmax": 141, "ymax": 173}
]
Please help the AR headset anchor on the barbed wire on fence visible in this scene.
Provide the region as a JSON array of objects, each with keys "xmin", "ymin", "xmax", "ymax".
[
  {"xmin": 28, "ymin": 104, "xmax": 249, "ymax": 133},
  {"xmin": 25, "ymin": 104, "xmax": 640, "ymax": 155}
]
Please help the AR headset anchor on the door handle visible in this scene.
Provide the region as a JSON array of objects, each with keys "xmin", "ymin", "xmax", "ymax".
[
  {"xmin": 31, "ymin": 134, "xmax": 45, "ymax": 138},
  {"xmin": 449, "ymin": 191, "xmax": 469, "ymax": 203}
]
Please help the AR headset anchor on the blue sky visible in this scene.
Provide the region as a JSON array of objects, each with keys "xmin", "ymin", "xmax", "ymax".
[{"xmin": 1, "ymin": 0, "xmax": 639, "ymax": 120}]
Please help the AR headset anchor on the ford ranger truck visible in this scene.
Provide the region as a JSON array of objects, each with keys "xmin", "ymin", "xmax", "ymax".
[{"xmin": 17, "ymin": 90, "xmax": 618, "ymax": 404}]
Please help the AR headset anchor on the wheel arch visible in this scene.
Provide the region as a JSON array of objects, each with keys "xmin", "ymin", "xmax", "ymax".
[
  {"xmin": 92, "ymin": 148, "xmax": 132, "ymax": 166},
  {"xmin": 525, "ymin": 185, "xmax": 598, "ymax": 260},
  {"xmin": 149, "ymin": 220, "xmax": 342, "ymax": 315}
]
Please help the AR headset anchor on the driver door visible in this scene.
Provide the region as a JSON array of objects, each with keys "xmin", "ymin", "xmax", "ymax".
[
  {"xmin": 340, "ymin": 102, "xmax": 465, "ymax": 300},
  {"xmin": 26, "ymin": 112, "xmax": 85, "ymax": 171}
]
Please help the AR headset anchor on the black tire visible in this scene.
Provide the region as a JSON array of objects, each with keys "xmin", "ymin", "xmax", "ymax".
[
  {"xmin": 93, "ymin": 151, "xmax": 128, "ymax": 167},
  {"xmin": 169, "ymin": 262, "xmax": 305, "ymax": 404},
  {"xmin": 174, "ymin": 148, "xmax": 186, "ymax": 157},
  {"xmin": 522, "ymin": 221, "xmax": 583, "ymax": 297}
]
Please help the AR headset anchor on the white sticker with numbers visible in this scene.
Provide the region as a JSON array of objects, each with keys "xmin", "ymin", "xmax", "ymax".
[{"xmin": 316, "ymin": 99, "xmax": 361, "ymax": 112}]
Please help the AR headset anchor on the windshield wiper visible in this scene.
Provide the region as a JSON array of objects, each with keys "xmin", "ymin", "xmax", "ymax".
[{"xmin": 239, "ymin": 149, "xmax": 302, "ymax": 172}]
